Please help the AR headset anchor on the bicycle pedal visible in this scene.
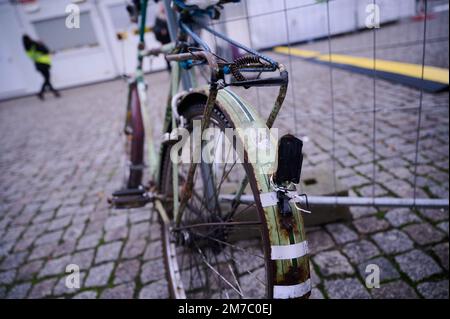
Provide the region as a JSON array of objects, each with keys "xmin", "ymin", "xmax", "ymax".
[{"xmin": 108, "ymin": 188, "xmax": 151, "ymax": 209}]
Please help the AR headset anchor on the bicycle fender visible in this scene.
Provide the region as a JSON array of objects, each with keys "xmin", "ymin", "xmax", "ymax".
[{"xmin": 177, "ymin": 86, "xmax": 311, "ymax": 299}]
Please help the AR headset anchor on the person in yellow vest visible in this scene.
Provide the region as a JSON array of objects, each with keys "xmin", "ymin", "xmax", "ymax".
[{"xmin": 22, "ymin": 34, "xmax": 60, "ymax": 100}]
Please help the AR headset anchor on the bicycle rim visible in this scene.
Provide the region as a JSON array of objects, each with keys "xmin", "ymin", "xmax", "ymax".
[{"xmin": 159, "ymin": 103, "xmax": 272, "ymax": 299}]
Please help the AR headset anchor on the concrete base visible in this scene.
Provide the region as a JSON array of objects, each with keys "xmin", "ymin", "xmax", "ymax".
[{"xmin": 298, "ymin": 169, "xmax": 352, "ymax": 226}]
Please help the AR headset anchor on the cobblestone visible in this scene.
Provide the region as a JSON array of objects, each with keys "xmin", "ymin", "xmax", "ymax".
[
  {"xmin": 385, "ymin": 208, "xmax": 421, "ymax": 227},
  {"xmin": 372, "ymin": 230, "xmax": 414, "ymax": 255},
  {"xmin": 140, "ymin": 259, "xmax": 166, "ymax": 284},
  {"xmin": 95, "ymin": 241, "xmax": 123, "ymax": 264},
  {"xmin": 353, "ymin": 217, "xmax": 389, "ymax": 235},
  {"xmin": 342, "ymin": 240, "xmax": 380, "ymax": 264},
  {"xmin": 6, "ymin": 282, "xmax": 31, "ymax": 299},
  {"xmin": 395, "ymin": 250, "xmax": 443, "ymax": 282},
  {"xmin": 101, "ymin": 282, "xmax": 135, "ymax": 299},
  {"xmin": 28, "ymin": 278, "xmax": 57, "ymax": 299},
  {"xmin": 417, "ymin": 280, "xmax": 449, "ymax": 299},
  {"xmin": 403, "ymin": 223, "xmax": 446, "ymax": 246},
  {"xmin": 325, "ymin": 223, "xmax": 358, "ymax": 244},
  {"xmin": 324, "ymin": 278, "xmax": 371, "ymax": 299},
  {"xmin": 307, "ymin": 230, "xmax": 335, "ymax": 254},
  {"xmin": 432, "ymin": 242, "xmax": 449, "ymax": 270},
  {"xmin": 139, "ymin": 279, "xmax": 169, "ymax": 299},
  {"xmin": 84, "ymin": 262, "xmax": 114, "ymax": 287},
  {"xmin": 357, "ymin": 257, "xmax": 400, "ymax": 283},
  {"xmin": 313, "ymin": 251, "xmax": 354, "ymax": 276},
  {"xmin": 370, "ymin": 281, "xmax": 418, "ymax": 299},
  {"xmin": 114, "ymin": 259, "xmax": 140, "ymax": 285}
]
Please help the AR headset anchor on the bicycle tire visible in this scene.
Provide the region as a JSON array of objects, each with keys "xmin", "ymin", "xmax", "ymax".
[{"xmin": 159, "ymin": 102, "xmax": 274, "ymax": 299}]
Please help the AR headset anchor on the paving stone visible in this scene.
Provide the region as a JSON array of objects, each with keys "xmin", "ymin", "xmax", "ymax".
[
  {"xmin": 139, "ymin": 279, "xmax": 169, "ymax": 299},
  {"xmin": 395, "ymin": 250, "xmax": 442, "ymax": 282},
  {"xmin": 53, "ymin": 272, "xmax": 86, "ymax": 296},
  {"xmin": 417, "ymin": 280, "xmax": 449, "ymax": 299},
  {"xmin": 140, "ymin": 259, "xmax": 166, "ymax": 284},
  {"xmin": 143, "ymin": 240, "xmax": 163, "ymax": 260},
  {"xmin": 72, "ymin": 290, "xmax": 98, "ymax": 299},
  {"xmin": 403, "ymin": 223, "xmax": 446, "ymax": 246},
  {"xmin": 85, "ymin": 262, "xmax": 114, "ymax": 287},
  {"xmin": 70, "ymin": 249, "xmax": 95, "ymax": 271},
  {"xmin": 432, "ymin": 242, "xmax": 449, "ymax": 270},
  {"xmin": 419, "ymin": 209, "xmax": 449, "ymax": 222},
  {"xmin": 307, "ymin": 230, "xmax": 335, "ymax": 254},
  {"xmin": 114, "ymin": 259, "xmax": 140, "ymax": 285},
  {"xmin": 35, "ymin": 230, "xmax": 63, "ymax": 246},
  {"xmin": 436, "ymin": 221, "xmax": 449, "ymax": 236},
  {"xmin": 325, "ymin": 223, "xmax": 358, "ymax": 244},
  {"xmin": 353, "ymin": 216, "xmax": 389, "ymax": 235},
  {"xmin": 52, "ymin": 240, "xmax": 77, "ymax": 257},
  {"xmin": 343, "ymin": 240, "xmax": 380, "ymax": 264},
  {"xmin": 17, "ymin": 260, "xmax": 44, "ymax": 281},
  {"xmin": 29, "ymin": 278, "xmax": 58, "ymax": 299},
  {"xmin": 101, "ymin": 282, "xmax": 135, "ymax": 299},
  {"xmin": 77, "ymin": 232, "xmax": 102, "ymax": 250},
  {"xmin": 95, "ymin": 241, "xmax": 122, "ymax": 264},
  {"xmin": 104, "ymin": 226, "xmax": 128, "ymax": 242},
  {"xmin": 309, "ymin": 287, "xmax": 324, "ymax": 299},
  {"xmin": 0, "ymin": 241, "xmax": 14, "ymax": 258},
  {"xmin": 63, "ymin": 223, "xmax": 86, "ymax": 242},
  {"xmin": 370, "ymin": 280, "xmax": 418, "ymax": 299},
  {"xmin": 39, "ymin": 255, "xmax": 71, "ymax": 278},
  {"xmin": 48, "ymin": 216, "xmax": 72, "ymax": 231},
  {"xmin": 313, "ymin": 250, "xmax": 354, "ymax": 277},
  {"xmin": 28, "ymin": 243, "xmax": 54, "ymax": 261},
  {"xmin": 358, "ymin": 257, "xmax": 400, "ymax": 283},
  {"xmin": 122, "ymin": 239, "xmax": 146, "ymax": 259},
  {"xmin": 372, "ymin": 230, "xmax": 414, "ymax": 254},
  {"xmin": 0, "ymin": 251, "xmax": 27, "ymax": 270},
  {"xmin": 310, "ymin": 264, "xmax": 321, "ymax": 287},
  {"xmin": 385, "ymin": 208, "xmax": 421, "ymax": 227},
  {"xmin": 129, "ymin": 210, "xmax": 151, "ymax": 224},
  {"xmin": 0, "ymin": 269, "xmax": 16, "ymax": 285},
  {"xmin": 324, "ymin": 278, "xmax": 371, "ymax": 299},
  {"xmin": 129, "ymin": 222, "xmax": 152, "ymax": 240},
  {"xmin": 104, "ymin": 215, "xmax": 127, "ymax": 231},
  {"xmin": 6, "ymin": 282, "xmax": 32, "ymax": 299}
]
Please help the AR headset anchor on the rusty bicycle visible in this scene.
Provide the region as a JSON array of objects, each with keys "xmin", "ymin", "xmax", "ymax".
[{"xmin": 109, "ymin": 0, "xmax": 311, "ymax": 299}]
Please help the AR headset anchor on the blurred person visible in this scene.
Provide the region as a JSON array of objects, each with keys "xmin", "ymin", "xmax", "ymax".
[{"xmin": 22, "ymin": 34, "xmax": 60, "ymax": 100}]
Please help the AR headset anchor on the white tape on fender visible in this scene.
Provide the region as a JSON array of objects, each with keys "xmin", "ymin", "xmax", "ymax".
[
  {"xmin": 273, "ymin": 279, "xmax": 312, "ymax": 299},
  {"xmin": 271, "ymin": 241, "xmax": 308, "ymax": 260},
  {"xmin": 259, "ymin": 191, "xmax": 303, "ymax": 208}
]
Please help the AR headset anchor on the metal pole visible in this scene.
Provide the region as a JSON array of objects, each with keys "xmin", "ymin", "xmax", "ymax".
[
  {"xmin": 162, "ymin": 0, "xmax": 192, "ymax": 90},
  {"xmin": 220, "ymin": 194, "xmax": 449, "ymax": 209}
]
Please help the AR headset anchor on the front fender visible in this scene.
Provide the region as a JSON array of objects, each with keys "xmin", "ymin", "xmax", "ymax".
[{"xmin": 177, "ymin": 86, "xmax": 311, "ymax": 298}]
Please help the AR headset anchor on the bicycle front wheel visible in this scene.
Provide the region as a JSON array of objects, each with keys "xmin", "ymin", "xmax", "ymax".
[{"xmin": 159, "ymin": 103, "xmax": 273, "ymax": 299}]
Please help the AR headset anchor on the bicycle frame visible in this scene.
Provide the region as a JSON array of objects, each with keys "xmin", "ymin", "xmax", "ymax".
[{"xmin": 126, "ymin": 0, "xmax": 310, "ymax": 298}]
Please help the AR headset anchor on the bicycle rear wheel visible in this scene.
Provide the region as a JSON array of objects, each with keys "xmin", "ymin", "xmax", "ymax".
[{"xmin": 159, "ymin": 103, "xmax": 272, "ymax": 299}]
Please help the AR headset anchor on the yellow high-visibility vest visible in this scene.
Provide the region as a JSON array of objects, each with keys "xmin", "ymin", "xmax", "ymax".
[{"xmin": 26, "ymin": 45, "xmax": 51, "ymax": 65}]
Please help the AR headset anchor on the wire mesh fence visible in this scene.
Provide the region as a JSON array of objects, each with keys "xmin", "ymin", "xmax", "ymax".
[{"xmin": 199, "ymin": 0, "xmax": 449, "ymax": 208}]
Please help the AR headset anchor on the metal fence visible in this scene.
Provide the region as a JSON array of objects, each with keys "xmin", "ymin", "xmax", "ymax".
[{"xmin": 164, "ymin": 0, "xmax": 449, "ymax": 209}]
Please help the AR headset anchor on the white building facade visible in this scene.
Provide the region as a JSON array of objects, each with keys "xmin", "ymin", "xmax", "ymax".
[{"xmin": 0, "ymin": 0, "xmax": 416, "ymax": 100}]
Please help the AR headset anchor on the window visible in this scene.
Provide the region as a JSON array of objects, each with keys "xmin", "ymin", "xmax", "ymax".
[{"xmin": 33, "ymin": 12, "xmax": 98, "ymax": 53}]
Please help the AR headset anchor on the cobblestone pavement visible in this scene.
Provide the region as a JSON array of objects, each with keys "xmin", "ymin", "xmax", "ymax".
[{"xmin": 0, "ymin": 11, "xmax": 448, "ymax": 299}]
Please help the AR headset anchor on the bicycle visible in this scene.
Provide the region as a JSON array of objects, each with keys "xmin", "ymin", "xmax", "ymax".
[{"xmin": 109, "ymin": 0, "xmax": 311, "ymax": 299}]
